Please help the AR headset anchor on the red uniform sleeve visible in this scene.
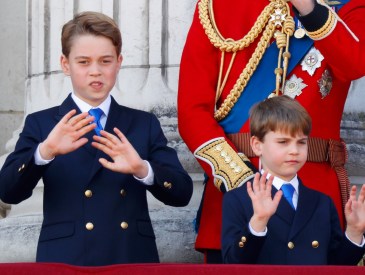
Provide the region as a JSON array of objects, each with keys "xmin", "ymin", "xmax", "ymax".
[
  {"xmin": 314, "ymin": 0, "xmax": 365, "ymax": 80},
  {"xmin": 178, "ymin": 4, "xmax": 223, "ymax": 153}
]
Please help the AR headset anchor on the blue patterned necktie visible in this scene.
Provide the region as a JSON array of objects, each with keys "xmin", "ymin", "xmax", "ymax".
[
  {"xmin": 88, "ymin": 108, "xmax": 104, "ymax": 136},
  {"xmin": 281, "ymin": 183, "xmax": 295, "ymax": 210}
]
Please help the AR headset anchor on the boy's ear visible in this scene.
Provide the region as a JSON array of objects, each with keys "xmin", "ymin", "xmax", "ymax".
[
  {"xmin": 250, "ymin": 136, "xmax": 263, "ymax": 157},
  {"xmin": 60, "ymin": 55, "xmax": 70, "ymax": 76},
  {"xmin": 118, "ymin": 54, "xmax": 123, "ymax": 68}
]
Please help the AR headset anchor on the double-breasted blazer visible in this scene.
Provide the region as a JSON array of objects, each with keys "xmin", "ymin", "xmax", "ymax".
[
  {"xmin": 0, "ymin": 94, "xmax": 193, "ymax": 266},
  {"xmin": 222, "ymin": 179, "xmax": 365, "ymax": 265}
]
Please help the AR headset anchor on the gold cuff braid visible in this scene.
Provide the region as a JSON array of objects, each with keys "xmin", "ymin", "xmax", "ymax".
[
  {"xmin": 194, "ymin": 138, "xmax": 254, "ymax": 191},
  {"xmin": 306, "ymin": 7, "xmax": 337, "ymax": 40}
]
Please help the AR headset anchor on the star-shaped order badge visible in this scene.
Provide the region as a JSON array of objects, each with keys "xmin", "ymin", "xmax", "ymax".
[
  {"xmin": 301, "ymin": 47, "xmax": 324, "ymax": 76},
  {"xmin": 270, "ymin": 9, "xmax": 286, "ymax": 27},
  {"xmin": 283, "ymin": 74, "xmax": 308, "ymax": 99}
]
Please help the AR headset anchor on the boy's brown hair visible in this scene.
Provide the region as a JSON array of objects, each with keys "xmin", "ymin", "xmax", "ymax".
[
  {"xmin": 249, "ymin": 95, "xmax": 312, "ymax": 141},
  {"xmin": 61, "ymin": 11, "xmax": 122, "ymax": 58}
]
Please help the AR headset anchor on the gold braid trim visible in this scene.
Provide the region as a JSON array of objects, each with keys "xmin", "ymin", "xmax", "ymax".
[
  {"xmin": 306, "ymin": 8, "xmax": 337, "ymax": 40},
  {"xmin": 194, "ymin": 138, "xmax": 254, "ymax": 191},
  {"xmin": 214, "ymin": 24, "xmax": 277, "ymax": 121},
  {"xmin": 199, "ymin": 0, "xmax": 277, "ymax": 52},
  {"xmin": 198, "ymin": 0, "xmax": 294, "ymax": 121}
]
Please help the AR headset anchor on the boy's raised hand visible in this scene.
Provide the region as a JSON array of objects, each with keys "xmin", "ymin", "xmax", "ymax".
[
  {"xmin": 247, "ymin": 172, "xmax": 282, "ymax": 233},
  {"xmin": 91, "ymin": 127, "xmax": 148, "ymax": 178},
  {"xmin": 40, "ymin": 109, "xmax": 96, "ymax": 159},
  {"xmin": 345, "ymin": 184, "xmax": 365, "ymax": 245}
]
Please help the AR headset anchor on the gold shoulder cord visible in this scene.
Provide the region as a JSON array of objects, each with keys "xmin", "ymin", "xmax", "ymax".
[{"xmin": 198, "ymin": 0, "xmax": 295, "ymax": 121}]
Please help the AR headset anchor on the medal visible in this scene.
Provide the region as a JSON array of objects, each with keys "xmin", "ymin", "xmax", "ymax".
[
  {"xmin": 318, "ymin": 69, "xmax": 333, "ymax": 98},
  {"xmin": 270, "ymin": 8, "xmax": 286, "ymax": 27},
  {"xmin": 294, "ymin": 28, "xmax": 306, "ymax": 39},
  {"xmin": 283, "ymin": 74, "xmax": 307, "ymax": 99},
  {"xmin": 301, "ymin": 47, "xmax": 324, "ymax": 76},
  {"xmin": 294, "ymin": 19, "xmax": 306, "ymax": 39}
]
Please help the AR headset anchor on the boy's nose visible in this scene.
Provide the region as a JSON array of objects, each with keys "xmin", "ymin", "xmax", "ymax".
[
  {"xmin": 289, "ymin": 145, "xmax": 300, "ymax": 154},
  {"xmin": 89, "ymin": 63, "xmax": 102, "ymax": 75}
]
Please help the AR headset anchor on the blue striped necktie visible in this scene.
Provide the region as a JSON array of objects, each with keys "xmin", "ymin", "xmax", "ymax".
[
  {"xmin": 88, "ymin": 108, "xmax": 104, "ymax": 136},
  {"xmin": 281, "ymin": 184, "xmax": 295, "ymax": 210}
]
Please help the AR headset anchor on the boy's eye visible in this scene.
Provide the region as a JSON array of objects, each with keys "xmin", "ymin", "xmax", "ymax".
[
  {"xmin": 78, "ymin": 60, "xmax": 89, "ymax": 64},
  {"xmin": 101, "ymin": 59, "xmax": 112, "ymax": 64}
]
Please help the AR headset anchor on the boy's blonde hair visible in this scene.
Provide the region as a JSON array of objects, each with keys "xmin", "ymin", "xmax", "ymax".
[
  {"xmin": 249, "ymin": 95, "xmax": 312, "ymax": 141},
  {"xmin": 61, "ymin": 11, "xmax": 122, "ymax": 58}
]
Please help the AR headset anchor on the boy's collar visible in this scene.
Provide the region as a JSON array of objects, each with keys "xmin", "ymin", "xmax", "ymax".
[
  {"xmin": 261, "ymin": 169, "xmax": 299, "ymax": 193},
  {"xmin": 71, "ymin": 92, "xmax": 111, "ymax": 116}
]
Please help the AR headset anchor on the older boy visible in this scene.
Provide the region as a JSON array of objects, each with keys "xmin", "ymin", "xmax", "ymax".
[
  {"xmin": 222, "ymin": 95, "xmax": 365, "ymax": 265},
  {"xmin": 0, "ymin": 11, "xmax": 193, "ymax": 266}
]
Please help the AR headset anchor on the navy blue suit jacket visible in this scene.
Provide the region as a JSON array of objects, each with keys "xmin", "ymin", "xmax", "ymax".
[
  {"xmin": 222, "ymin": 179, "xmax": 365, "ymax": 265},
  {"xmin": 0, "ymin": 94, "xmax": 193, "ymax": 266}
]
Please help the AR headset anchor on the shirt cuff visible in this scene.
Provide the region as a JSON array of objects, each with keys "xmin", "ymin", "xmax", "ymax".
[
  {"xmin": 345, "ymin": 232, "xmax": 365, "ymax": 247},
  {"xmin": 34, "ymin": 143, "xmax": 54, "ymax": 165},
  {"xmin": 133, "ymin": 160, "xmax": 154, "ymax": 186},
  {"xmin": 249, "ymin": 222, "xmax": 268, "ymax": 237}
]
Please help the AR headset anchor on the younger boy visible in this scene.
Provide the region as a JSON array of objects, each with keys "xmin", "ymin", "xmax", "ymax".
[
  {"xmin": 221, "ymin": 95, "xmax": 365, "ymax": 265},
  {"xmin": 0, "ymin": 11, "xmax": 193, "ymax": 266}
]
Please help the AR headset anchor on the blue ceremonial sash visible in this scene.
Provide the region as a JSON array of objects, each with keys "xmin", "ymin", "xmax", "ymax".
[
  {"xmin": 219, "ymin": 0, "xmax": 349, "ymax": 134},
  {"xmin": 219, "ymin": 37, "xmax": 313, "ymax": 134}
]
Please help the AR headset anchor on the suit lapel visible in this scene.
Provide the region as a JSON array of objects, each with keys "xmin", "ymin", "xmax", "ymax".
[
  {"xmin": 56, "ymin": 95, "xmax": 134, "ymax": 183},
  {"xmin": 57, "ymin": 94, "xmax": 98, "ymax": 156},
  {"xmin": 87, "ymin": 97, "xmax": 133, "ymax": 182},
  {"xmin": 274, "ymin": 186, "xmax": 296, "ymax": 225},
  {"xmin": 104, "ymin": 97, "xmax": 133, "ymax": 135},
  {"xmin": 289, "ymin": 180, "xmax": 320, "ymax": 239},
  {"xmin": 57, "ymin": 94, "xmax": 80, "ymax": 119}
]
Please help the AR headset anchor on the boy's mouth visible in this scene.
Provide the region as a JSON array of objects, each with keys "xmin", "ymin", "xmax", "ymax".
[
  {"xmin": 90, "ymin": 81, "xmax": 103, "ymax": 88},
  {"xmin": 287, "ymin": 161, "xmax": 300, "ymax": 166}
]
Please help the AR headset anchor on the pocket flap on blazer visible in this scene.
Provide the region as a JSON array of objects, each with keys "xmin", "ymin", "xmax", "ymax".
[
  {"xmin": 137, "ymin": 220, "xmax": 155, "ymax": 238},
  {"xmin": 39, "ymin": 221, "xmax": 75, "ymax": 242}
]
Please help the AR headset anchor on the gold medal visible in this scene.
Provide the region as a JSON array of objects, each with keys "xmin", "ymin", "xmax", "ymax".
[{"xmin": 294, "ymin": 28, "xmax": 306, "ymax": 39}]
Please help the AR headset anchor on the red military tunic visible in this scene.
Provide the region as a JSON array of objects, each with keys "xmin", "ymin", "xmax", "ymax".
[{"xmin": 178, "ymin": 0, "xmax": 365, "ymax": 251}]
